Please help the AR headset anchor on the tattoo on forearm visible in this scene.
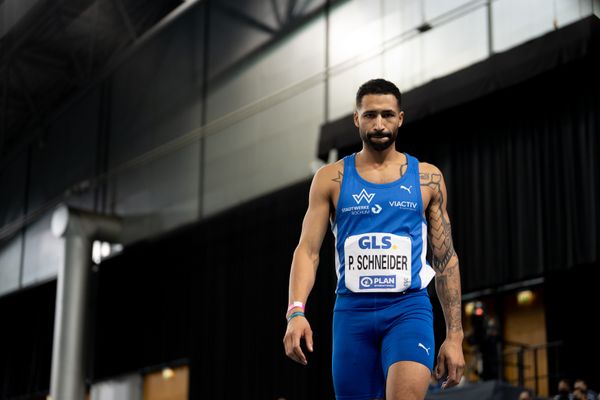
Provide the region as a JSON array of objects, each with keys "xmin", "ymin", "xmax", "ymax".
[
  {"xmin": 421, "ymin": 172, "xmax": 456, "ymax": 274},
  {"xmin": 332, "ymin": 170, "xmax": 343, "ymax": 187},
  {"xmin": 436, "ymin": 273, "xmax": 463, "ymax": 332}
]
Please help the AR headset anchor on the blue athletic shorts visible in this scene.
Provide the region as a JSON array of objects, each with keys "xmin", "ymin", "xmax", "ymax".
[{"xmin": 332, "ymin": 288, "xmax": 434, "ymax": 400}]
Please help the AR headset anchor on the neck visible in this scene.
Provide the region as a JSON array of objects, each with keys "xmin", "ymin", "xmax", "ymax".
[{"xmin": 358, "ymin": 146, "xmax": 402, "ymax": 165}]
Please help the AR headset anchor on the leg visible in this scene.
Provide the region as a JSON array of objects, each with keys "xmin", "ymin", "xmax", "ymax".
[
  {"xmin": 380, "ymin": 291, "xmax": 435, "ymax": 400},
  {"xmin": 332, "ymin": 310, "xmax": 385, "ymax": 400},
  {"xmin": 385, "ymin": 360, "xmax": 431, "ymax": 400}
]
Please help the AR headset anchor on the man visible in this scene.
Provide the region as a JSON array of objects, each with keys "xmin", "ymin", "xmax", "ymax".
[
  {"xmin": 554, "ymin": 379, "xmax": 573, "ymax": 400},
  {"xmin": 519, "ymin": 390, "xmax": 534, "ymax": 400},
  {"xmin": 283, "ymin": 79, "xmax": 465, "ymax": 400},
  {"xmin": 574, "ymin": 379, "xmax": 597, "ymax": 400}
]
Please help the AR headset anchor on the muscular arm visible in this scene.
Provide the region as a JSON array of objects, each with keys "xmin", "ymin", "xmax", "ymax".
[
  {"xmin": 288, "ymin": 167, "xmax": 331, "ymax": 309},
  {"xmin": 284, "ymin": 165, "xmax": 334, "ymax": 365},
  {"xmin": 421, "ymin": 165, "xmax": 465, "ymax": 387}
]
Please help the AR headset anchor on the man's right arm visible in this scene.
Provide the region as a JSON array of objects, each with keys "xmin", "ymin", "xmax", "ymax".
[{"xmin": 283, "ymin": 165, "xmax": 332, "ymax": 365}]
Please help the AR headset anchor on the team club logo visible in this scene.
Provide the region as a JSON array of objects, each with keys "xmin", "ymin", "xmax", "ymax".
[{"xmin": 352, "ymin": 189, "xmax": 375, "ymax": 204}]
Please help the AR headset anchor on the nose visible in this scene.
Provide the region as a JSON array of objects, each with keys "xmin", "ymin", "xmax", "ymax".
[{"xmin": 374, "ymin": 115, "xmax": 384, "ymax": 131}]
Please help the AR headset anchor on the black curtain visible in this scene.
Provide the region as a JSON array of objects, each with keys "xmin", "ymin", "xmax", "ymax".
[
  {"xmin": 545, "ymin": 261, "xmax": 600, "ymax": 393},
  {"xmin": 92, "ymin": 180, "xmax": 338, "ymax": 399},
  {"xmin": 0, "ymin": 281, "xmax": 55, "ymax": 400}
]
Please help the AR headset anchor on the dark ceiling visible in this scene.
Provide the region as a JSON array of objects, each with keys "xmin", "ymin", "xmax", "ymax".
[
  {"xmin": 0, "ymin": 0, "xmax": 332, "ymax": 168},
  {"xmin": 0, "ymin": 0, "xmax": 184, "ymax": 164}
]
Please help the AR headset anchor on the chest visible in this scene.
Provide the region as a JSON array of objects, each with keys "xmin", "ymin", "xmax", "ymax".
[{"xmin": 331, "ymin": 172, "xmax": 433, "ymax": 216}]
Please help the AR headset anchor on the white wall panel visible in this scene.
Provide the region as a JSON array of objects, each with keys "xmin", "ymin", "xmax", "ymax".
[
  {"xmin": 382, "ymin": 0, "xmax": 422, "ymax": 42},
  {"xmin": 329, "ymin": 0, "xmax": 383, "ymax": 66},
  {"xmin": 203, "ymin": 83, "xmax": 324, "ymax": 216},
  {"xmin": 206, "ymin": 16, "xmax": 325, "ymax": 122},
  {"xmin": 91, "ymin": 374, "xmax": 142, "ymax": 400},
  {"xmin": 492, "ymin": 0, "xmax": 584, "ymax": 52},
  {"xmin": 424, "ymin": 0, "xmax": 473, "ymax": 20},
  {"xmin": 21, "ymin": 213, "xmax": 63, "ymax": 286},
  {"xmin": 0, "ymin": 234, "xmax": 22, "ymax": 296},
  {"xmin": 328, "ymin": 57, "xmax": 384, "ymax": 121},
  {"xmin": 421, "ymin": 7, "xmax": 488, "ymax": 82},
  {"xmin": 383, "ymin": 37, "xmax": 424, "ymax": 96}
]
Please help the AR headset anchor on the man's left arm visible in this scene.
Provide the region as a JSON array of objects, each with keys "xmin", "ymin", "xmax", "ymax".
[{"xmin": 422, "ymin": 165, "xmax": 465, "ymax": 388}]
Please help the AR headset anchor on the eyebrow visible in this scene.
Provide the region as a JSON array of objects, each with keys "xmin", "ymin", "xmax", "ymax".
[{"xmin": 362, "ymin": 109, "xmax": 397, "ymax": 114}]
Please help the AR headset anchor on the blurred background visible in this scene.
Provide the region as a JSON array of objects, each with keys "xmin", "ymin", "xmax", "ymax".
[{"xmin": 0, "ymin": 0, "xmax": 599, "ymax": 399}]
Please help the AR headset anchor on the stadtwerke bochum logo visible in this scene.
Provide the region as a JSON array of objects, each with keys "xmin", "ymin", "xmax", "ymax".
[{"xmin": 352, "ymin": 189, "xmax": 375, "ymax": 204}]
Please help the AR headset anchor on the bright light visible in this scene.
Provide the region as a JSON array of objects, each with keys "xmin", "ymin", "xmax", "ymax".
[
  {"xmin": 464, "ymin": 302, "xmax": 475, "ymax": 316},
  {"xmin": 162, "ymin": 367, "xmax": 175, "ymax": 380},
  {"xmin": 92, "ymin": 241, "xmax": 102, "ymax": 264},
  {"xmin": 517, "ymin": 290, "xmax": 534, "ymax": 306}
]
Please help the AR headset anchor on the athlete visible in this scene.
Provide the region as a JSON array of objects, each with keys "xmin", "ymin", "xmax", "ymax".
[{"xmin": 283, "ymin": 79, "xmax": 465, "ymax": 400}]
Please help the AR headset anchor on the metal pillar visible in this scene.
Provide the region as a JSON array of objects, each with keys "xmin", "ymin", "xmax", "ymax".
[{"xmin": 50, "ymin": 205, "xmax": 122, "ymax": 400}]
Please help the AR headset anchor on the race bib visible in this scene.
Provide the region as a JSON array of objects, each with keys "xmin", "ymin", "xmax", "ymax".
[{"xmin": 344, "ymin": 233, "xmax": 412, "ymax": 293}]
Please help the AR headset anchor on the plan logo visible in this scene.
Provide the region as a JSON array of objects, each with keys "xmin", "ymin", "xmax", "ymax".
[
  {"xmin": 359, "ymin": 275, "xmax": 396, "ymax": 289},
  {"xmin": 352, "ymin": 189, "xmax": 375, "ymax": 204}
]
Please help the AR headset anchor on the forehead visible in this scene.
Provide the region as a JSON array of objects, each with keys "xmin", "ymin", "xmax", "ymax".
[{"xmin": 358, "ymin": 94, "xmax": 399, "ymax": 111}]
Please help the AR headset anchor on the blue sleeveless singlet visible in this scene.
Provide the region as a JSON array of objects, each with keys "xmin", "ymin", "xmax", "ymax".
[{"xmin": 332, "ymin": 152, "xmax": 435, "ymax": 295}]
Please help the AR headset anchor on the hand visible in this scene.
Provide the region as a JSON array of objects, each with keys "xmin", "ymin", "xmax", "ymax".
[
  {"xmin": 283, "ymin": 316, "xmax": 313, "ymax": 365},
  {"xmin": 434, "ymin": 338, "xmax": 465, "ymax": 389}
]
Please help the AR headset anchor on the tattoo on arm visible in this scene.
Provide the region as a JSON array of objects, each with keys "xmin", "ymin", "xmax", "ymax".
[
  {"xmin": 422, "ymin": 172, "xmax": 455, "ymax": 274},
  {"xmin": 332, "ymin": 170, "xmax": 343, "ymax": 187},
  {"xmin": 422, "ymin": 169, "xmax": 462, "ymax": 334},
  {"xmin": 435, "ymin": 272, "xmax": 462, "ymax": 332}
]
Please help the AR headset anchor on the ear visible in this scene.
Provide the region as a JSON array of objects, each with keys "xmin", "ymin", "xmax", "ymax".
[
  {"xmin": 397, "ymin": 111, "xmax": 405, "ymax": 128},
  {"xmin": 353, "ymin": 111, "xmax": 359, "ymax": 128}
]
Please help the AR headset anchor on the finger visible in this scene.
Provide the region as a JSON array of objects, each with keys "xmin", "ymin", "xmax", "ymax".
[
  {"xmin": 305, "ymin": 329, "xmax": 314, "ymax": 352},
  {"xmin": 442, "ymin": 362, "xmax": 462, "ymax": 389},
  {"xmin": 283, "ymin": 334, "xmax": 295, "ymax": 361},
  {"xmin": 445, "ymin": 362, "xmax": 457, "ymax": 387},
  {"xmin": 435, "ymin": 354, "xmax": 446, "ymax": 379},
  {"xmin": 293, "ymin": 344, "xmax": 307, "ymax": 365},
  {"xmin": 284, "ymin": 333, "xmax": 302, "ymax": 364},
  {"xmin": 292, "ymin": 333, "xmax": 307, "ymax": 365}
]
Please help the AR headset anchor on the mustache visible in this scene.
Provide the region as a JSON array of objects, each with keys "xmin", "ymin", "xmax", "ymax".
[{"xmin": 367, "ymin": 131, "xmax": 393, "ymax": 138}]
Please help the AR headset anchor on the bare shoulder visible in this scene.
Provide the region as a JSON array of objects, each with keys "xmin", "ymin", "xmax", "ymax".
[
  {"xmin": 418, "ymin": 162, "xmax": 442, "ymax": 178},
  {"xmin": 314, "ymin": 159, "xmax": 344, "ymax": 185},
  {"xmin": 311, "ymin": 159, "xmax": 345, "ymax": 197},
  {"xmin": 419, "ymin": 162, "xmax": 445, "ymax": 200}
]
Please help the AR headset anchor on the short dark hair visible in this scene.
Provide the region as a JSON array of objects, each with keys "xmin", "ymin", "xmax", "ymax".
[{"xmin": 356, "ymin": 79, "xmax": 402, "ymax": 110}]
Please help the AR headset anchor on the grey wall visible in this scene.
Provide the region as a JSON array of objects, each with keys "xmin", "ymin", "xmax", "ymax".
[{"xmin": 0, "ymin": 0, "xmax": 596, "ymax": 297}]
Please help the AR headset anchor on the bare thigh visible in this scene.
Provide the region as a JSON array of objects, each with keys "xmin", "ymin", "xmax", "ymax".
[{"xmin": 385, "ymin": 360, "xmax": 431, "ymax": 400}]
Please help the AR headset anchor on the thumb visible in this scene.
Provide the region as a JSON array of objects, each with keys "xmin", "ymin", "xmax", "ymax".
[{"xmin": 305, "ymin": 329, "xmax": 314, "ymax": 352}]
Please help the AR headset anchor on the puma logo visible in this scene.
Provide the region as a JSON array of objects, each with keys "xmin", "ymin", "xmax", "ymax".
[
  {"xmin": 418, "ymin": 343, "xmax": 430, "ymax": 355},
  {"xmin": 400, "ymin": 185, "xmax": 412, "ymax": 194}
]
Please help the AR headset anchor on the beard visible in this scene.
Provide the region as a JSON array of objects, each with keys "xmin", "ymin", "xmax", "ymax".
[{"xmin": 360, "ymin": 130, "xmax": 398, "ymax": 151}]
